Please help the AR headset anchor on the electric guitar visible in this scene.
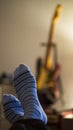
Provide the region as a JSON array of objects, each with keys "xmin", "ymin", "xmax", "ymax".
[{"xmin": 37, "ymin": 4, "xmax": 62, "ymax": 101}]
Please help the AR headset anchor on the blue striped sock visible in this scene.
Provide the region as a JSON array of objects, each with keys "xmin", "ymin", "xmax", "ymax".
[
  {"xmin": 13, "ymin": 64, "xmax": 47, "ymax": 124},
  {"xmin": 2, "ymin": 94, "xmax": 24, "ymax": 124}
]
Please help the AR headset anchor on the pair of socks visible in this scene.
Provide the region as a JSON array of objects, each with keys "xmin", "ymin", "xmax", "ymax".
[{"xmin": 2, "ymin": 64, "xmax": 47, "ymax": 124}]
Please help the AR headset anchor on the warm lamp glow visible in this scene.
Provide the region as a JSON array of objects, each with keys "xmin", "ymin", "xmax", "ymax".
[
  {"xmin": 62, "ymin": 111, "xmax": 73, "ymax": 119},
  {"xmin": 65, "ymin": 114, "xmax": 73, "ymax": 119}
]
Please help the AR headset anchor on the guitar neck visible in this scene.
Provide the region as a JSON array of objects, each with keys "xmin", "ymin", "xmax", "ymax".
[
  {"xmin": 45, "ymin": 42, "xmax": 55, "ymax": 70},
  {"xmin": 44, "ymin": 4, "xmax": 62, "ymax": 70},
  {"xmin": 44, "ymin": 23, "xmax": 56, "ymax": 70}
]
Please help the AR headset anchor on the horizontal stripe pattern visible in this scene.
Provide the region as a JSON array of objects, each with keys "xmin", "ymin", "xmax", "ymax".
[
  {"xmin": 13, "ymin": 64, "xmax": 47, "ymax": 124},
  {"xmin": 2, "ymin": 94, "xmax": 24, "ymax": 124}
]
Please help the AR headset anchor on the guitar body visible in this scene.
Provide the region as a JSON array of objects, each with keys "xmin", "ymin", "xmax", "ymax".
[
  {"xmin": 37, "ymin": 67, "xmax": 54, "ymax": 90},
  {"xmin": 37, "ymin": 43, "xmax": 56, "ymax": 91},
  {"xmin": 37, "ymin": 66, "xmax": 57, "ymax": 106}
]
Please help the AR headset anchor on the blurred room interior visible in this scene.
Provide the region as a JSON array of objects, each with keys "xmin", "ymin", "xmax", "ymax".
[{"xmin": 0, "ymin": 0, "xmax": 73, "ymax": 130}]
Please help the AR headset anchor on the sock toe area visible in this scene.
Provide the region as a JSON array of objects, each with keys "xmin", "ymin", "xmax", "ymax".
[
  {"xmin": 2, "ymin": 94, "xmax": 24, "ymax": 123},
  {"xmin": 13, "ymin": 64, "xmax": 31, "ymax": 80},
  {"xmin": 2, "ymin": 94, "xmax": 20, "ymax": 104}
]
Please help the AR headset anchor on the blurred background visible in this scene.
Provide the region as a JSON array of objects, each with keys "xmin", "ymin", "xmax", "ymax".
[{"xmin": 0, "ymin": 0, "xmax": 73, "ymax": 129}]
